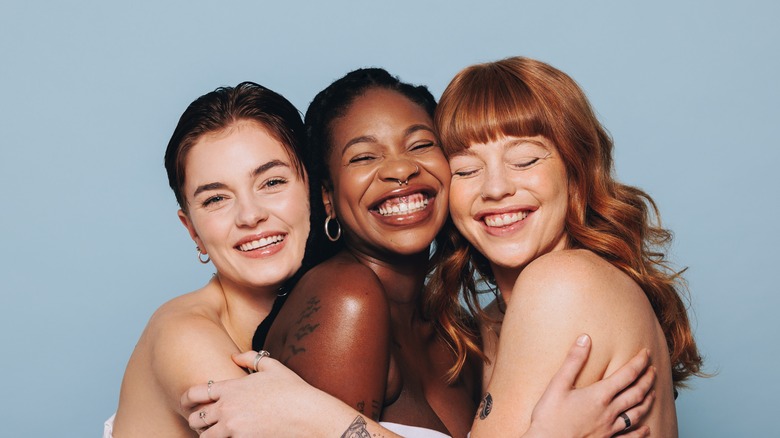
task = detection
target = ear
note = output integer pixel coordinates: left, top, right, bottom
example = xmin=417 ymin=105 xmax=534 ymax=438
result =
xmin=321 ymin=184 xmax=335 ymax=218
xmin=178 ymin=209 xmax=205 ymax=253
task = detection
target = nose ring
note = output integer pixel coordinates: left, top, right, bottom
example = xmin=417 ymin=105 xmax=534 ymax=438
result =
xmin=396 ymin=165 xmax=420 ymax=186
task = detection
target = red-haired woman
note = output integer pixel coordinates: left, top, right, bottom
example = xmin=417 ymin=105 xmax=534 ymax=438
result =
xmin=431 ymin=56 xmax=702 ymax=437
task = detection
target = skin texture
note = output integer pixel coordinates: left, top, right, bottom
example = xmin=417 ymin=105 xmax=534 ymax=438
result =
xmin=264 ymin=88 xmax=479 ymax=437
xmin=112 ymin=120 xmax=310 ymax=437
xmin=450 ymin=135 xmax=677 ymax=437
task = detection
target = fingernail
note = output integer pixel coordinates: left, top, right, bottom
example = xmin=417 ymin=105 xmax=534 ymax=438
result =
xmin=577 ymin=334 xmax=590 ymax=346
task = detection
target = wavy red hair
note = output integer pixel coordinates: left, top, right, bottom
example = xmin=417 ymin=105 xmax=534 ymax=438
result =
xmin=428 ymin=56 xmax=703 ymax=387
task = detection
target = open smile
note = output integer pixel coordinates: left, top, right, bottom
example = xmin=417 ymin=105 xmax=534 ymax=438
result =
xmin=375 ymin=193 xmax=430 ymax=217
xmin=237 ymin=234 xmax=286 ymax=252
xmin=483 ymin=211 xmax=529 ymax=227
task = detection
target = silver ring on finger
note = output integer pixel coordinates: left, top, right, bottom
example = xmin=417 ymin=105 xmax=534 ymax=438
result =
xmin=207 ymin=380 xmax=215 ymax=401
xmin=251 ymin=350 xmax=270 ymax=373
xmin=199 ymin=410 xmax=210 ymax=428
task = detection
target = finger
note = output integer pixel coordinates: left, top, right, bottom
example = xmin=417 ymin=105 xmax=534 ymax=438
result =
xmin=600 ymin=349 xmax=650 ymax=396
xmin=546 ymin=334 xmax=592 ymax=392
xmin=609 ymin=366 xmax=656 ymax=415
xmin=618 ymin=425 xmax=650 ymax=438
xmin=181 ymin=383 xmax=215 ymax=410
xmin=610 ymin=390 xmax=655 ymax=436
xmin=231 ymin=350 xmax=259 ymax=369
xmin=199 ymin=420 xmax=228 ymax=438
xmin=188 ymin=405 xmax=217 ymax=433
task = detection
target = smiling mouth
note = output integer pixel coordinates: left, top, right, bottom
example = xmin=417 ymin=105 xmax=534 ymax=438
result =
xmin=237 ymin=234 xmax=285 ymax=251
xmin=483 ymin=211 xmax=530 ymax=227
xmin=375 ymin=193 xmax=430 ymax=217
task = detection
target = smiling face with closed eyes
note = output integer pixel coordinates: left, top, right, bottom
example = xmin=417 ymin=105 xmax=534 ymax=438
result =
xmin=447 ymin=134 xmax=569 ymax=287
xmin=323 ymin=88 xmax=451 ymax=260
xmin=178 ymin=119 xmax=310 ymax=292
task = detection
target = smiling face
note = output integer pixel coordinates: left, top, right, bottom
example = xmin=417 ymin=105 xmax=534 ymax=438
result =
xmin=324 ymin=88 xmax=450 ymax=258
xmin=448 ymin=135 xmax=569 ymax=287
xmin=178 ymin=119 xmax=310 ymax=292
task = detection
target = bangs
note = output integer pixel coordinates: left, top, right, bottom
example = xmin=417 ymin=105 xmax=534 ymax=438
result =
xmin=436 ymin=63 xmax=555 ymax=156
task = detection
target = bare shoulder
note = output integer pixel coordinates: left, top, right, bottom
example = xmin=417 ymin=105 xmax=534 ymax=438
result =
xmin=508 ymin=249 xmax=660 ymax=366
xmin=118 ymin=282 xmax=244 ymax=419
xmin=515 ymin=249 xmax=642 ymax=306
xmin=150 ymin=287 xmax=242 ymax=373
xmin=143 ymin=286 xmax=223 ymax=349
xmin=286 ymin=253 xmax=389 ymax=315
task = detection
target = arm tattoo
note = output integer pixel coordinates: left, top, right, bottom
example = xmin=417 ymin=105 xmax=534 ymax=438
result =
xmin=284 ymin=296 xmax=323 ymax=360
xmin=477 ymin=392 xmax=493 ymax=420
xmin=295 ymin=296 xmax=322 ymax=324
xmin=293 ymin=322 xmax=320 ymax=341
xmin=341 ymin=416 xmax=371 ymax=438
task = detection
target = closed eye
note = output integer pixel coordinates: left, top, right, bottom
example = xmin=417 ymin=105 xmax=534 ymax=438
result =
xmin=453 ymin=168 xmax=480 ymax=177
xmin=512 ymin=158 xmax=540 ymax=169
xmin=410 ymin=141 xmax=436 ymax=152
xmin=348 ymin=154 xmax=377 ymax=164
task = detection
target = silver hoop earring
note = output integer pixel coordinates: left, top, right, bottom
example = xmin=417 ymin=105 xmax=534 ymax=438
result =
xmin=324 ymin=215 xmax=341 ymax=242
xmin=196 ymin=246 xmax=210 ymax=264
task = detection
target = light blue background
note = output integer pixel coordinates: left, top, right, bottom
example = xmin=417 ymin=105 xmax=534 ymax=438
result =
xmin=1 ymin=1 xmax=777 ymax=436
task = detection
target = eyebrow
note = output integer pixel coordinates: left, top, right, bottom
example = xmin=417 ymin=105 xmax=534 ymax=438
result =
xmin=340 ymin=124 xmax=435 ymax=157
xmin=192 ymin=159 xmax=290 ymax=197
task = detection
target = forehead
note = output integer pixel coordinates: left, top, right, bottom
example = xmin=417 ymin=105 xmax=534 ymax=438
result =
xmin=186 ymin=121 xmax=292 ymax=176
xmin=331 ymin=88 xmax=433 ymax=138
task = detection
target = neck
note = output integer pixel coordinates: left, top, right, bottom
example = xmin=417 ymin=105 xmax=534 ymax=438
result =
xmin=345 ymin=247 xmax=430 ymax=323
xmin=210 ymin=273 xmax=279 ymax=351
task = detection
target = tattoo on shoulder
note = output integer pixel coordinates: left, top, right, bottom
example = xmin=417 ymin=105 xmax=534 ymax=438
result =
xmin=477 ymin=392 xmax=493 ymax=420
xmin=341 ymin=416 xmax=372 ymax=438
xmin=295 ymin=296 xmax=322 ymax=324
xmin=282 ymin=296 xmax=323 ymax=362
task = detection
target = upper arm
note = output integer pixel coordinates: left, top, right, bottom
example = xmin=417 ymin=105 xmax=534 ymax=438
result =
xmin=276 ymin=263 xmax=391 ymax=420
xmin=149 ymin=306 xmax=249 ymax=415
xmin=473 ymin=251 xmax=646 ymax=435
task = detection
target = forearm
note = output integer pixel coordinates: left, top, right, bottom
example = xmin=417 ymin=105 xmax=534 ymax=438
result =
xmin=296 ymin=388 xmax=401 ymax=438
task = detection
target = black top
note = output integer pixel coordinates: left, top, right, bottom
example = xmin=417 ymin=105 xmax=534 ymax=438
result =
xmin=251 ymin=294 xmax=289 ymax=351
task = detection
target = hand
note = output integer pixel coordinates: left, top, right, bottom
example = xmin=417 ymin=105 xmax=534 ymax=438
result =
xmin=181 ymin=351 xmax=355 ymax=437
xmin=525 ymin=335 xmax=655 ymax=438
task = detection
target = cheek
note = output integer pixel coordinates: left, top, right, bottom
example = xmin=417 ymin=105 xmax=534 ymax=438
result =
xmin=448 ymin=182 xmax=474 ymax=225
xmin=426 ymin=154 xmax=452 ymax=185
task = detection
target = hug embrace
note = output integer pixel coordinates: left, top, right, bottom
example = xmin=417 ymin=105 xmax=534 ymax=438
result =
xmin=109 ymin=56 xmax=702 ymax=437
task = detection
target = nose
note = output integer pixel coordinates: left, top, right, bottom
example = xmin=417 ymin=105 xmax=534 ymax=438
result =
xmin=235 ymin=195 xmax=269 ymax=228
xmin=480 ymin=164 xmax=515 ymax=200
xmin=378 ymin=158 xmax=420 ymax=186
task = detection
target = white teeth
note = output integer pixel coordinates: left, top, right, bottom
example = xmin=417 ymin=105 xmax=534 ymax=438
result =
xmin=238 ymin=235 xmax=284 ymax=251
xmin=483 ymin=211 xmax=529 ymax=227
xmin=377 ymin=194 xmax=429 ymax=217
